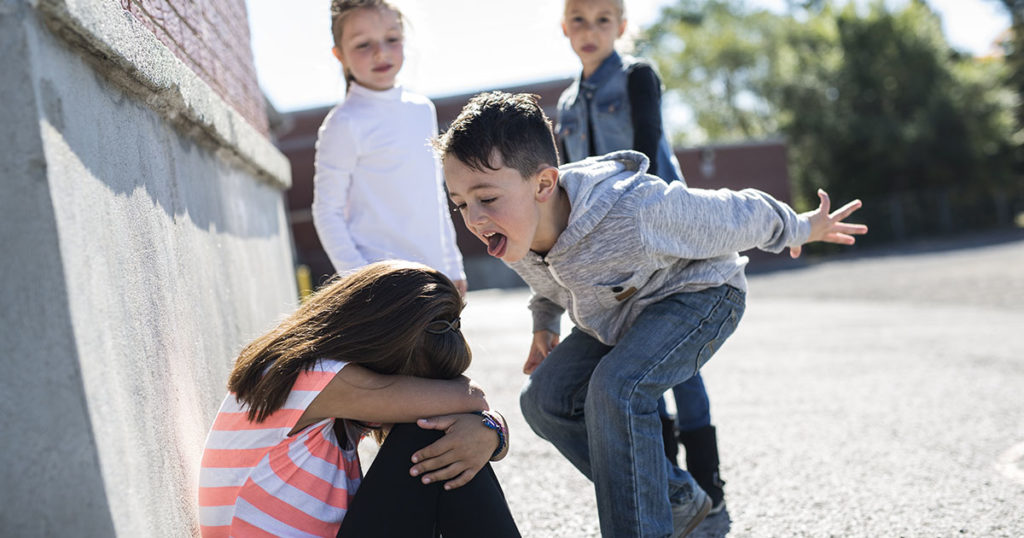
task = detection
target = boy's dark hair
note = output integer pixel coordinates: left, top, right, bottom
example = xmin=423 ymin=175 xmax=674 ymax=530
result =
xmin=435 ymin=92 xmax=560 ymax=179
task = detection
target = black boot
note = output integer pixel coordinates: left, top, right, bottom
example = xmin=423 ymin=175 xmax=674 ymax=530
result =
xmin=678 ymin=425 xmax=726 ymax=514
xmin=661 ymin=416 xmax=679 ymax=466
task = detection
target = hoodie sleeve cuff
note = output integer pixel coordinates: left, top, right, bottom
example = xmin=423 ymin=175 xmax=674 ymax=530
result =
xmin=532 ymin=316 xmax=561 ymax=335
xmin=793 ymin=215 xmax=813 ymax=247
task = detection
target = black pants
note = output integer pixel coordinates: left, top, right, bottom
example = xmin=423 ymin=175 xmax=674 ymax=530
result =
xmin=337 ymin=423 xmax=521 ymax=537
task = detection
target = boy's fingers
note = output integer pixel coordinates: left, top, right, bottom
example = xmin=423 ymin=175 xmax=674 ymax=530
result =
xmin=835 ymin=222 xmax=868 ymax=235
xmin=789 ymin=245 xmax=803 ymax=259
xmin=523 ymin=352 xmax=543 ymax=374
xmin=817 ymin=189 xmax=831 ymax=213
xmin=829 ymin=199 xmax=862 ymax=221
xmin=824 ymin=233 xmax=857 ymax=245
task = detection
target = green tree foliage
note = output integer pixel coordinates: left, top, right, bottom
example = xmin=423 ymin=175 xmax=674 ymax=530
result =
xmin=992 ymin=0 xmax=1024 ymax=166
xmin=640 ymin=0 xmax=1017 ymax=221
xmin=638 ymin=0 xmax=787 ymax=143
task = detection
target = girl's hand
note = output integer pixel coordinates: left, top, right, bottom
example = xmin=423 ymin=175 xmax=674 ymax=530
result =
xmin=524 ymin=330 xmax=559 ymax=375
xmin=790 ymin=189 xmax=868 ymax=258
xmin=409 ymin=413 xmax=498 ymax=490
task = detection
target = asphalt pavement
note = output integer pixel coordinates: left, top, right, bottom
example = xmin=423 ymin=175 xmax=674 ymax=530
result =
xmin=455 ymin=230 xmax=1024 ymax=538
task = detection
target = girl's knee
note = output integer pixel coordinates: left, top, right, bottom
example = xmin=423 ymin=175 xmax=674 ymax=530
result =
xmin=383 ymin=423 xmax=444 ymax=451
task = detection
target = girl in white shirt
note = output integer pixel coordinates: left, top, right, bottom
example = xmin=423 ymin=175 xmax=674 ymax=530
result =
xmin=313 ymin=0 xmax=467 ymax=294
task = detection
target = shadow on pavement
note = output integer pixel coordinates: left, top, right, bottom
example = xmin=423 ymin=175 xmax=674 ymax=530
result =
xmin=692 ymin=509 xmax=732 ymax=537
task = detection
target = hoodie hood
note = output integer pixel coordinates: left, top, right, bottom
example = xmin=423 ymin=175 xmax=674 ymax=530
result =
xmin=551 ymin=150 xmax=650 ymax=256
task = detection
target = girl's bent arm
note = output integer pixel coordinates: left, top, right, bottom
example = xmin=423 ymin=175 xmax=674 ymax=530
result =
xmin=300 ymin=364 xmax=488 ymax=427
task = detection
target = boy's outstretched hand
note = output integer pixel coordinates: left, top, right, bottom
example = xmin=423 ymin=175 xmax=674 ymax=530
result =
xmin=790 ymin=189 xmax=868 ymax=259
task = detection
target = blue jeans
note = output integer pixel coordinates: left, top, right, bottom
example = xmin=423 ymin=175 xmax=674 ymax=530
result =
xmin=674 ymin=374 xmax=712 ymax=431
xmin=658 ymin=374 xmax=712 ymax=432
xmin=520 ymin=285 xmax=745 ymax=537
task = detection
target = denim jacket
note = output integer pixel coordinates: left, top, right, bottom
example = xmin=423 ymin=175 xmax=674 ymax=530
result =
xmin=556 ymin=51 xmax=684 ymax=183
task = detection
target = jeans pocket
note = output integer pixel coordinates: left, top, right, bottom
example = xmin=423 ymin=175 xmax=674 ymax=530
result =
xmin=692 ymin=296 xmax=742 ymax=373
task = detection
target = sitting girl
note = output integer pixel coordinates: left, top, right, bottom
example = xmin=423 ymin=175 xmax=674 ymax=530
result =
xmin=198 ymin=261 xmax=520 ymax=537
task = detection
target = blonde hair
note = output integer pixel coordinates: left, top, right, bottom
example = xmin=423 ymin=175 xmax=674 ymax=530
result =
xmin=329 ymin=0 xmax=405 ymax=90
xmin=564 ymin=0 xmax=626 ymax=18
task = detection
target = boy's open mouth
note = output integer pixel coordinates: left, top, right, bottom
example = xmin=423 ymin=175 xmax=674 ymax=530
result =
xmin=484 ymin=232 xmax=507 ymax=258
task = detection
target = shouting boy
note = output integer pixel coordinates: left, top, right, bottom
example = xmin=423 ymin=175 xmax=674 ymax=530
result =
xmin=436 ymin=91 xmax=866 ymax=537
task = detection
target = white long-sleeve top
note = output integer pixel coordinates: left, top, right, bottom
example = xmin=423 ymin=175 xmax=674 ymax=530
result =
xmin=312 ymin=83 xmax=465 ymax=281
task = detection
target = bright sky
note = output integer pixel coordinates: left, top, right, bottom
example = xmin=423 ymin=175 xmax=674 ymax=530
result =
xmin=246 ymin=0 xmax=1010 ymax=113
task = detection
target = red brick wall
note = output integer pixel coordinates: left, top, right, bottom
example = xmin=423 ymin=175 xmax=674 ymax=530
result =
xmin=120 ymin=0 xmax=269 ymax=135
xmin=676 ymin=142 xmax=791 ymax=201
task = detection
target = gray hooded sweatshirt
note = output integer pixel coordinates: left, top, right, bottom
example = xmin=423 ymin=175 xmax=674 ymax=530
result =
xmin=508 ymin=150 xmax=811 ymax=346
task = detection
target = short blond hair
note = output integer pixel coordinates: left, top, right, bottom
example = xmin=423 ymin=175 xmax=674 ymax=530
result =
xmin=564 ymin=0 xmax=625 ymax=18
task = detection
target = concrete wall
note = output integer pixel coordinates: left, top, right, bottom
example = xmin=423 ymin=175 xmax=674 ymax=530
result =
xmin=0 ymin=1 xmax=295 ymax=536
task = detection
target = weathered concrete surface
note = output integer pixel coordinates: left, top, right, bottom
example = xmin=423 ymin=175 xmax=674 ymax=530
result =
xmin=458 ymin=230 xmax=1024 ymax=537
xmin=0 ymin=2 xmax=295 ymax=536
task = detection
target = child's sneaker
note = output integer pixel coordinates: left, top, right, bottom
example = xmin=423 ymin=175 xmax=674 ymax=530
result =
xmin=706 ymin=472 xmax=726 ymax=515
xmin=671 ymin=486 xmax=711 ymax=537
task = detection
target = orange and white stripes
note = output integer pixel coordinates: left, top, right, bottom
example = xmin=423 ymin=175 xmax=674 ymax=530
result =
xmin=198 ymin=360 xmax=362 ymax=537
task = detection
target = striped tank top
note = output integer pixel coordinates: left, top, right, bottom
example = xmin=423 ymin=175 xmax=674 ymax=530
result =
xmin=198 ymin=359 xmax=363 ymax=537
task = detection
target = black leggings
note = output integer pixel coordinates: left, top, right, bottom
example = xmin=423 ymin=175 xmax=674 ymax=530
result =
xmin=337 ymin=423 xmax=521 ymax=538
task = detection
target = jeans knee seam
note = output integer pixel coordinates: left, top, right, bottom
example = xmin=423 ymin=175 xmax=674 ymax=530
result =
xmin=619 ymin=375 xmax=652 ymax=536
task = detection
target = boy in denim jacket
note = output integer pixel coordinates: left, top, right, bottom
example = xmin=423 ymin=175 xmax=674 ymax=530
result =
xmin=557 ymin=0 xmax=728 ymax=510
xmin=437 ymin=92 xmax=866 ymax=537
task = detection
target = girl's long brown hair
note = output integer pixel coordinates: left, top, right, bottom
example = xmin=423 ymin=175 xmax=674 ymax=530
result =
xmin=229 ymin=260 xmax=470 ymax=422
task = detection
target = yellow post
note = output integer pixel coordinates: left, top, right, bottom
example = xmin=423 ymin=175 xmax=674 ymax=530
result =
xmin=296 ymin=264 xmax=313 ymax=302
